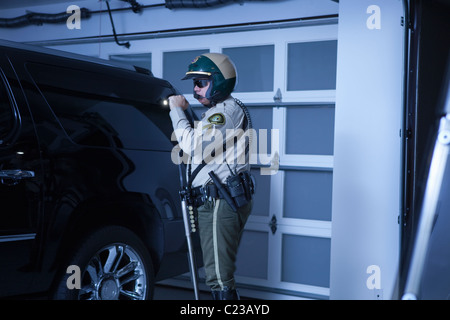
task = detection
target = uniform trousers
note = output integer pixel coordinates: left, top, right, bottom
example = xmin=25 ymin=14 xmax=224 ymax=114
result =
xmin=197 ymin=198 xmax=253 ymax=291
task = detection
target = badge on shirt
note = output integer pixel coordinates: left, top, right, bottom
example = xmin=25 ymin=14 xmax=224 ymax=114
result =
xmin=207 ymin=113 xmax=226 ymax=126
xmin=208 ymin=113 xmax=225 ymax=125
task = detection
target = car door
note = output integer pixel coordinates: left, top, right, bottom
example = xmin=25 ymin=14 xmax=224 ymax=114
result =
xmin=0 ymin=56 xmax=43 ymax=297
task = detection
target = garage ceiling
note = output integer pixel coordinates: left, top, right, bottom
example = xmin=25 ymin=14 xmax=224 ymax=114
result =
xmin=0 ymin=0 xmax=340 ymax=10
xmin=0 ymin=0 xmax=83 ymax=10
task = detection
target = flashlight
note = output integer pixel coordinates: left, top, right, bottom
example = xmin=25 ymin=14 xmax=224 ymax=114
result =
xmin=161 ymin=95 xmax=173 ymax=107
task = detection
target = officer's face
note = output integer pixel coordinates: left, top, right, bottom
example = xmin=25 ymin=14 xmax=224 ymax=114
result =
xmin=194 ymin=79 xmax=211 ymax=106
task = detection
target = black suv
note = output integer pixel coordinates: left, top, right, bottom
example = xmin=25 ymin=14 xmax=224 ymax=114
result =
xmin=0 ymin=40 xmax=196 ymax=300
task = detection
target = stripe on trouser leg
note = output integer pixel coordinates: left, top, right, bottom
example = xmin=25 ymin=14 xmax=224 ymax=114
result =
xmin=212 ymin=199 xmax=224 ymax=290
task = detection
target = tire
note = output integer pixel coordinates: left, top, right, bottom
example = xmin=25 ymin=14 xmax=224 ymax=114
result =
xmin=52 ymin=226 xmax=154 ymax=300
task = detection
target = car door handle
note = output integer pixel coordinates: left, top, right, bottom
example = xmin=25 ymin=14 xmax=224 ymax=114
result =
xmin=0 ymin=169 xmax=35 ymax=180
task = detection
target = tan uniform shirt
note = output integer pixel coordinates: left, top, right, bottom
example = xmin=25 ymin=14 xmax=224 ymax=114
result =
xmin=170 ymin=96 xmax=250 ymax=188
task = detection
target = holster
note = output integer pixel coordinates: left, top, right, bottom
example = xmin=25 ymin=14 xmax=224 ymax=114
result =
xmin=189 ymin=171 xmax=255 ymax=211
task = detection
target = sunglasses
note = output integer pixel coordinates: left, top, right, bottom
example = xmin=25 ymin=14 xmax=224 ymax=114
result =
xmin=193 ymin=79 xmax=210 ymax=88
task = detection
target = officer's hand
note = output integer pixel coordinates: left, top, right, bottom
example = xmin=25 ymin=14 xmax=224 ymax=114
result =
xmin=168 ymin=95 xmax=189 ymax=111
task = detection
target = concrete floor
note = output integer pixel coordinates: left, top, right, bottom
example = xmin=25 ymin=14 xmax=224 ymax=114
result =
xmin=14 ymin=276 xmax=253 ymax=300
xmin=12 ymin=282 xmax=232 ymax=300
xmin=154 ymin=284 xmax=213 ymax=300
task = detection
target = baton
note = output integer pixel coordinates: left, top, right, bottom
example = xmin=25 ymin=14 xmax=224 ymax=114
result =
xmin=178 ymin=162 xmax=200 ymax=300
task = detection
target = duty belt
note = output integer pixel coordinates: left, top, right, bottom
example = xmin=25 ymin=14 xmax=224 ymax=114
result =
xmin=191 ymin=183 xmax=223 ymax=207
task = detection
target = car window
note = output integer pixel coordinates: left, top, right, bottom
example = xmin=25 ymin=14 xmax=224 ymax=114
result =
xmin=0 ymin=73 xmax=16 ymax=144
xmin=26 ymin=62 xmax=175 ymax=151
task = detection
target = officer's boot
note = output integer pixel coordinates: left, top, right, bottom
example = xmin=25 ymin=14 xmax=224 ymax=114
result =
xmin=222 ymin=287 xmax=240 ymax=300
xmin=211 ymin=287 xmax=240 ymax=300
xmin=211 ymin=290 xmax=222 ymax=300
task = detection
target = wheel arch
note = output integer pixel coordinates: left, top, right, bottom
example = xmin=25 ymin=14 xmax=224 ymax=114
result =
xmin=53 ymin=192 xmax=165 ymax=280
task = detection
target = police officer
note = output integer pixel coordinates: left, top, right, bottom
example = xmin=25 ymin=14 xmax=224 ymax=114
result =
xmin=168 ymin=53 xmax=253 ymax=300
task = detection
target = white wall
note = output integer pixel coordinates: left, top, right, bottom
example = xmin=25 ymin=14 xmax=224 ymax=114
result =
xmin=330 ymin=0 xmax=405 ymax=300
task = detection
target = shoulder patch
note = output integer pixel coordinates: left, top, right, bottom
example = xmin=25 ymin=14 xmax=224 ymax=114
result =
xmin=207 ymin=113 xmax=226 ymax=125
